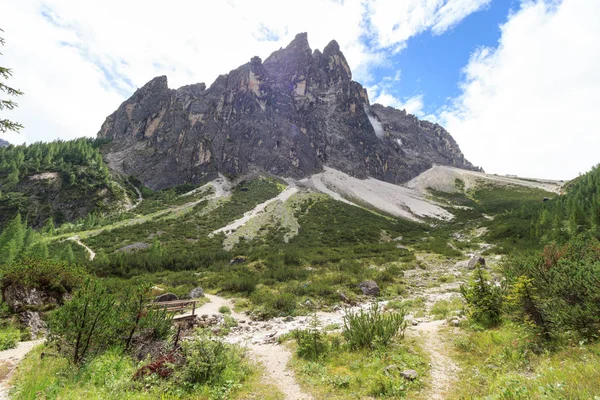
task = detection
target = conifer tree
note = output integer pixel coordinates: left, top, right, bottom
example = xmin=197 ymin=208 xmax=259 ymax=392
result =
xmin=0 ymin=28 xmax=23 ymax=134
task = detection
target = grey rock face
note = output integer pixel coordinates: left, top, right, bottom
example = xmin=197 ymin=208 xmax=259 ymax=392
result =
xmin=19 ymin=311 xmax=47 ymax=338
xmin=2 ymin=284 xmax=63 ymax=312
xmin=358 ymin=280 xmax=380 ymax=296
xmin=98 ymin=33 xmax=477 ymax=190
xmin=467 ymin=256 xmax=486 ymax=269
xmin=154 ymin=293 xmax=178 ymax=302
xmin=189 ymin=287 xmax=204 ymax=298
xmin=0 ymin=138 xmax=9 ymax=147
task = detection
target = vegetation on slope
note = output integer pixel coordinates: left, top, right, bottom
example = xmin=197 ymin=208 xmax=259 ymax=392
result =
xmin=1 ymin=141 xmax=599 ymax=399
xmin=453 ymin=165 xmax=600 ymax=398
xmin=0 ymin=138 xmax=128 ymax=229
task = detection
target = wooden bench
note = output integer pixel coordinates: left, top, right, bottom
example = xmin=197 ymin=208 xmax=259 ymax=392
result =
xmin=149 ymin=299 xmax=200 ymax=317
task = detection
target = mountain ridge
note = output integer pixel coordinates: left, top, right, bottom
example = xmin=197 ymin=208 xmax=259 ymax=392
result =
xmin=98 ymin=32 xmax=478 ymax=190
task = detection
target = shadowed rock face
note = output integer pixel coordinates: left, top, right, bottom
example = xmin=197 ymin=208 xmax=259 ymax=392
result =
xmin=0 ymin=138 xmax=9 ymax=147
xmin=98 ymin=33 xmax=477 ymax=190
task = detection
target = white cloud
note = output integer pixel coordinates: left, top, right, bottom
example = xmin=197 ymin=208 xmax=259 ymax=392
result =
xmin=364 ymin=0 xmax=491 ymax=48
xmin=0 ymin=0 xmax=487 ymax=145
xmin=440 ymin=0 xmax=600 ymax=180
xmin=432 ymin=0 xmax=492 ymax=34
xmin=373 ymin=91 xmax=425 ymax=116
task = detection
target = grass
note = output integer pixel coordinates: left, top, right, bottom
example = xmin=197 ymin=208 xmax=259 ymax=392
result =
xmin=11 ymin=343 xmax=281 ymax=400
xmin=430 ymin=297 xmax=464 ymax=320
xmin=290 ymin=335 xmax=427 ymax=399
xmin=388 ymin=297 xmax=426 ymax=316
xmin=450 ymin=322 xmax=600 ymax=399
xmin=0 ymin=326 xmax=22 ymax=351
xmin=218 ymin=306 xmax=231 ymax=314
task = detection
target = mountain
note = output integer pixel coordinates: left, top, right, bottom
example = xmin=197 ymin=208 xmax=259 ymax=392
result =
xmin=0 ymin=138 xmax=9 ymax=148
xmin=98 ymin=33 xmax=477 ymax=190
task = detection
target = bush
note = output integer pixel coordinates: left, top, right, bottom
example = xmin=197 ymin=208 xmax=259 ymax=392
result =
xmin=49 ymin=279 xmax=172 ymax=364
xmin=343 ymin=303 xmax=406 ymax=349
xmin=461 ymin=266 xmax=504 ymax=327
xmin=505 ymin=237 xmax=600 ymax=340
xmin=180 ymin=331 xmax=250 ymax=387
xmin=0 ymin=326 xmax=20 ymax=350
xmin=218 ymin=306 xmax=231 ymax=314
xmin=0 ymin=258 xmax=85 ymax=293
xmin=293 ymin=315 xmax=329 ymax=361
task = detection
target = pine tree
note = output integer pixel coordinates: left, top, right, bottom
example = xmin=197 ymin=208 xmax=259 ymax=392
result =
xmin=0 ymin=28 xmax=23 ymax=134
xmin=0 ymin=213 xmax=25 ymax=264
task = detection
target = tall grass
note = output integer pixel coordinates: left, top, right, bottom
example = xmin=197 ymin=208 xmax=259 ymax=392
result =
xmin=343 ymin=303 xmax=406 ymax=349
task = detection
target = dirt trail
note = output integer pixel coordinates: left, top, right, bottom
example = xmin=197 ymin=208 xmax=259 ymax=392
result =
xmin=0 ymin=340 xmax=44 ymax=400
xmin=66 ymin=236 xmax=96 ymax=260
xmin=250 ymin=343 xmax=312 ymax=400
xmin=193 ymin=295 xmax=312 ymax=400
xmin=51 ymin=176 xmax=230 ymax=245
xmin=411 ymin=321 xmax=459 ymax=400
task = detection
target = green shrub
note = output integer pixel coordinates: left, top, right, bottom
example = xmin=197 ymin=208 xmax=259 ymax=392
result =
xmin=505 ymin=237 xmax=600 ymax=340
xmin=49 ymin=279 xmax=172 ymax=364
xmin=218 ymin=306 xmax=231 ymax=314
xmin=343 ymin=303 xmax=406 ymax=349
xmin=0 ymin=258 xmax=85 ymax=294
xmin=180 ymin=331 xmax=250 ymax=387
xmin=293 ymin=315 xmax=329 ymax=361
xmin=0 ymin=326 xmax=20 ymax=350
xmin=461 ymin=266 xmax=503 ymax=327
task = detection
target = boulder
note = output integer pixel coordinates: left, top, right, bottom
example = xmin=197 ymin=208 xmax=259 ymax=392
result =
xmin=467 ymin=256 xmax=486 ymax=270
xmin=358 ymin=280 xmax=380 ymax=296
xmin=229 ymin=256 xmax=247 ymax=265
xmin=3 ymin=284 xmax=63 ymax=312
xmin=19 ymin=311 xmax=47 ymax=338
xmin=154 ymin=293 xmax=178 ymax=302
xmin=189 ymin=287 xmax=204 ymax=298
xmin=401 ymin=369 xmax=419 ymax=381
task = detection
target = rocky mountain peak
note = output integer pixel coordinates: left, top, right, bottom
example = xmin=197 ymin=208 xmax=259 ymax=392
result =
xmin=0 ymin=138 xmax=10 ymax=148
xmin=98 ymin=34 xmax=477 ymax=190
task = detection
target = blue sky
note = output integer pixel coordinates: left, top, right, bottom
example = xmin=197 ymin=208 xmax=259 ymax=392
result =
xmin=1 ymin=0 xmax=600 ymax=180
xmin=375 ymin=0 xmax=513 ymax=115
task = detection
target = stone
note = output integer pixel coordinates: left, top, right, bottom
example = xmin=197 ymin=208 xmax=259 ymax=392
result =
xmin=189 ymin=287 xmax=204 ymax=298
xmin=401 ymin=370 xmax=419 ymax=381
xmin=97 ymin=33 xmax=479 ymax=192
xmin=19 ymin=311 xmax=47 ymax=338
xmin=284 ymin=316 xmax=294 ymax=322
xmin=154 ymin=293 xmax=178 ymax=302
xmin=467 ymin=256 xmax=486 ymax=269
xmin=338 ymin=291 xmax=351 ymax=304
xmin=229 ymin=256 xmax=247 ymax=265
xmin=358 ymin=280 xmax=380 ymax=296
xmin=3 ymin=284 xmax=63 ymax=312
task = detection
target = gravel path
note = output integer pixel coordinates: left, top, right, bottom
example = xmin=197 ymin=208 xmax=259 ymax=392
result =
xmin=67 ymin=236 xmax=96 ymax=260
xmin=0 ymin=340 xmax=44 ymax=400
xmin=410 ymin=321 xmax=460 ymax=400
xmin=193 ymin=295 xmax=313 ymax=400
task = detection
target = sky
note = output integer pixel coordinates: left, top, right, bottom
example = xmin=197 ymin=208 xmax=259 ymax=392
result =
xmin=0 ymin=0 xmax=599 ymax=180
